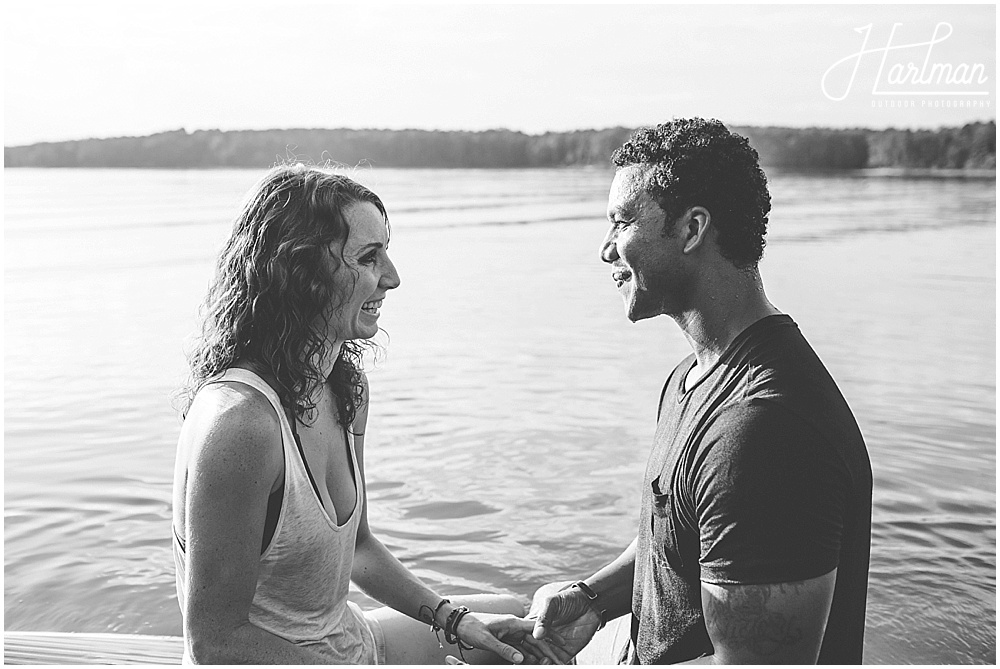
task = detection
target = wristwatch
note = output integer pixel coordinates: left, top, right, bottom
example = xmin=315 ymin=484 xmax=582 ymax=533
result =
xmin=569 ymin=581 xmax=607 ymax=630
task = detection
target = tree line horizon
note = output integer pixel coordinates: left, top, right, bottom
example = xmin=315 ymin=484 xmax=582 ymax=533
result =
xmin=4 ymin=122 xmax=995 ymax=170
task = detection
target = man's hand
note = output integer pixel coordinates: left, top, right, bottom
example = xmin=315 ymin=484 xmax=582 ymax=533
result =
xmin=524 ymin=582 xmax=602 ymax=662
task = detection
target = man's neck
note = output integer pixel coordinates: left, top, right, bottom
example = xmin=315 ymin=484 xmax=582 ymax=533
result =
xmin=674 ymin=268 xmax=780 ymax=390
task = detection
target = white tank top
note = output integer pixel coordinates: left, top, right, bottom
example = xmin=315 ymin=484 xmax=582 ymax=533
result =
xmin=173 ymin=368 xmax=378 ymax=663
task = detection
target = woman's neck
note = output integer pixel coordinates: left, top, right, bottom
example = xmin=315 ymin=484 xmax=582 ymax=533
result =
xmin=233 ymin=338 xmax=344 ymax=408
xmin=315 ymin=340 xmax=344 ymax=382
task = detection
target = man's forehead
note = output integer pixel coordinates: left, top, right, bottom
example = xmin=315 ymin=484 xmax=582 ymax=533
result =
xmin=608 ymin=165 xmax=653 ymax=213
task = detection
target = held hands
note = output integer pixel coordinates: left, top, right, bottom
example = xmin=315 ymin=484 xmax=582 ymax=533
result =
xmin=522 ymin=582 xmax=602 ymax=663
xmin=451 ymin=612 xmax=539 ymax=664
xmin=449 ymin=610 xmax=574 ymax=665
xmin=432 ymin=584 xmax=600 ymax=666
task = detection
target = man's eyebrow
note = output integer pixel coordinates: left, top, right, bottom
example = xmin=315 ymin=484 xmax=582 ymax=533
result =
xmin=608 ymin=205 xmax=632 ymax=220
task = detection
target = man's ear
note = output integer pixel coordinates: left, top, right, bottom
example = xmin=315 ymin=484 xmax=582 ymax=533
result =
xmin=680 ymin=206 xmax=711 ymax=254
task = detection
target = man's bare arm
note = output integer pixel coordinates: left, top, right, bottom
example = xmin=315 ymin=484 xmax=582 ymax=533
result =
xmin=680 ymin=569 xmax=837 ymax=664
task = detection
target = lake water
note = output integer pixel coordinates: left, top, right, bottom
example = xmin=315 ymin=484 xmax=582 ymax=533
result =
xmin=4 ymin=167 xmax=995 ymax=664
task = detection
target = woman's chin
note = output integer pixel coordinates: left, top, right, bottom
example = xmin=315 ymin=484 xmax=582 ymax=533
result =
xmin=334 ymin=308 xmax=382 ymax=342
xmin=353 ymin=319 xmax=380 ymax=340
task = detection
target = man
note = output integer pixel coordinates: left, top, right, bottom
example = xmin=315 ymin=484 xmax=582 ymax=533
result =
xmin=529 ymin=119 xmax=872 ymax=664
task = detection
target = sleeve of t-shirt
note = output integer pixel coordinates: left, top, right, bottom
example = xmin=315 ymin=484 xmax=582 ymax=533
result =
xmin=694 ymin=399 xmax=847 ymax=585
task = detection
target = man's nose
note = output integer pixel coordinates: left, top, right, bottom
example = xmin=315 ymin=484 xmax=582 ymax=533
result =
xmin=599 ymin=229 xmax=619 ymax=264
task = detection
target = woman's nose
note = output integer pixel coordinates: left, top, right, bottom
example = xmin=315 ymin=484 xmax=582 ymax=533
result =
xmin=382 ymin=256 xmax=401 ymax=290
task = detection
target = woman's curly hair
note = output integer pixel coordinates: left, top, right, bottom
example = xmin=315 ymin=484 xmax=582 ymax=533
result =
xmin=612 ymin=118 xmax=771 ymax=269
xmin=182 ymin=163 xmax=388 ymax=428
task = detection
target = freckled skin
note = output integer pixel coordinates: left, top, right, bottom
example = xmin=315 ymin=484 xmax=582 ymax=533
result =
xmin=325 ymin=202 xmax=400 ymax=343
xmin=174 ymin=192 xmax=539 ymax=664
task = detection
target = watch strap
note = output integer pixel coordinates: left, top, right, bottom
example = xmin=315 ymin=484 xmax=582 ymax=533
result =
xmin=570 ymin=581 xmax=606 ymax=629
xmin=573 ymin=581 xmax=599 ymax=600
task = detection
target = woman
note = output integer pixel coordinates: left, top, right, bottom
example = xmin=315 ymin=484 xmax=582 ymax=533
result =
xmin=171 ymin=164 xmax=555 ymax=664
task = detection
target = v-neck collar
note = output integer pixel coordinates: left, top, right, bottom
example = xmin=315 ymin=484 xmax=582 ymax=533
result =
xmin=678 ymin=314 xmax=792 ymax=401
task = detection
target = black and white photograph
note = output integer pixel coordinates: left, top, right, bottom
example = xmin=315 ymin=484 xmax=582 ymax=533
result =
xmin=4 ymin=2 xmax=995 ymax=665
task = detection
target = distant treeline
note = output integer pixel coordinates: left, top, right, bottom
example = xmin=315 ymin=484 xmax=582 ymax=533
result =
xmin=4 ymin=122 xmax=995 ymax=170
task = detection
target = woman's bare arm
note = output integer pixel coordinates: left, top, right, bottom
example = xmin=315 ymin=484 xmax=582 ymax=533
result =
xmin=179 ymin=384 xmax=331 ymax=664
xmin=348 ymin=375 xmax=531 ymax=664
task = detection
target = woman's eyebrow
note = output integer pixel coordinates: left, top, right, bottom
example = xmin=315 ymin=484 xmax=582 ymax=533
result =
xmin=352 ymin=241 xmax=384 ymax=255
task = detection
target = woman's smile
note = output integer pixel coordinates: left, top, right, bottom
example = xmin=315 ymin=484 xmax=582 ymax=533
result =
xmin=327 ymin=201 xmax=400 ymax=341
xmin=361 ymin=299 xmax=383 ymax=317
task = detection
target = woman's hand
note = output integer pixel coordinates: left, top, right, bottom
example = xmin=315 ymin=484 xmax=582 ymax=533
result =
xmin=456 ymin=612 xmax=572 ymax=665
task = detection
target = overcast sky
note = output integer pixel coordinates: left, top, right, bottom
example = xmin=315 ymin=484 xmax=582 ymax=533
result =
xmin=4 ymin=2 xmax=995 ymax=146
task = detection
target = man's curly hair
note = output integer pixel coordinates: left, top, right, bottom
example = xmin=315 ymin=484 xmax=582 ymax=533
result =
xmin=183 ymin=163 xmax=387 ymax=428
xmin=612 ymin=118 xmax=771 ymax=269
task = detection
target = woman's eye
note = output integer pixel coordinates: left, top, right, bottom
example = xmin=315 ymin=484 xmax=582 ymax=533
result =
xmin=360 ymin=252 xmax=377 ymax=265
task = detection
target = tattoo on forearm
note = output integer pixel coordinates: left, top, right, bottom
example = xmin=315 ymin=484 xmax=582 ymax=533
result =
xmin=703 ymin=584 xmax=804 ymax=657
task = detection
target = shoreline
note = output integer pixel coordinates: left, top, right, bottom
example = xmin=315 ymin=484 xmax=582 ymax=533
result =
xmin=5 ymin=123 xmax=995 ymax=171
xmin=3 ymin=165 xmax=996 ymax=180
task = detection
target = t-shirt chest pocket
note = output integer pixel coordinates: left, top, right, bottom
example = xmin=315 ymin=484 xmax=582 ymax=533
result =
xmin=650 ymin=477 xmax=687 ymax=571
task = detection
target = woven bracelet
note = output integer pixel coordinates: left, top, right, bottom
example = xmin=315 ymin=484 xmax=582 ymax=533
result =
xmin=444 ymin=605 xmax=471 ymax=645
xmin=452 ymin=608 xmax=475 ymax=650
xmin=434 ymin=598 xmax=451 ymax=619
xmin=422 ymin=598 xmax=450 ymax=627
xmin=448 ymin=606 xmax=475 ymax=662
xmin=421 ymin=598 xmax=451 ymax=648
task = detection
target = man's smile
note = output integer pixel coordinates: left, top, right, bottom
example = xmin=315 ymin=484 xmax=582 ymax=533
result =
xmin=613 ymin=269 xmax=632 ymax=288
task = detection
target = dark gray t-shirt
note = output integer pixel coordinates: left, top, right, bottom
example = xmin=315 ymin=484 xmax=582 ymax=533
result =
xmin=631 ymin=315 xmax=872 ymax=664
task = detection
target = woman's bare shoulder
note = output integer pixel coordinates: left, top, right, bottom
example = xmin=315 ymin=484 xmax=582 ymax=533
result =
xmin=180 ymin=381 xmax=284 ymax=476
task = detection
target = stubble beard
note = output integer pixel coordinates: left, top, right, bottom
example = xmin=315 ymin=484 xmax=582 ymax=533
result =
xmin=625 ymin=269 xmax=689 ymax=323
